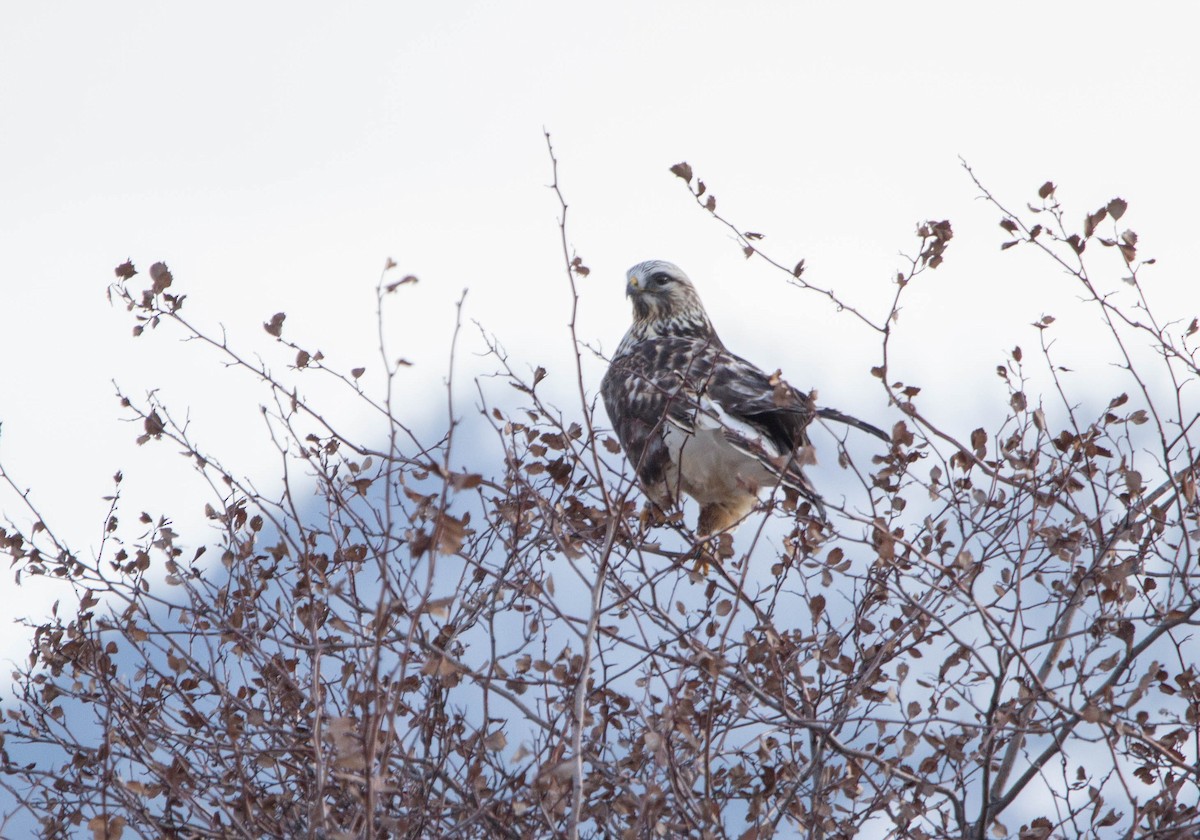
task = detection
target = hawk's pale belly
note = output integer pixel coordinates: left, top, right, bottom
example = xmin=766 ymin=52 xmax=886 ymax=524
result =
xmin=662 ymin=424 xmax=772 ymax=506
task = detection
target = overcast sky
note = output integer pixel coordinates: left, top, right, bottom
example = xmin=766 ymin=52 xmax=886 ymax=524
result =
xmin=2 ymin=1 xmax=1197 ymax=701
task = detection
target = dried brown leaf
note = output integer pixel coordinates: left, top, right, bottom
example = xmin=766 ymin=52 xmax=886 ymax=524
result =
xmin=149 ymin=262 xmax=173 ymax=294
xmin=669 ymin=162 xmax=693 ymax=183
xmin=264 ymin=312 xmax=286 ymax=338
xmin=1083 ymin=207 xmax=1107 ymax=238
xmin=809 ymin=593 xmax=825 ymax=625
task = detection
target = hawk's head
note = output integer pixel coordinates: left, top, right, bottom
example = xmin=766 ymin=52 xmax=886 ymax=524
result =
xmin=625 ymin=260 xmax=709 ymax=325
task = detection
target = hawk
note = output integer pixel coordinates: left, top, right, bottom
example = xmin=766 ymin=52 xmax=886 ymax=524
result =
xmin=601 ymin=260 xmax=888 ymax=534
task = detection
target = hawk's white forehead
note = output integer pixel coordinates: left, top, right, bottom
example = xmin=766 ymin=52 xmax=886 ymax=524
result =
xmin=627 ymin=260 xmax=689 ymax=282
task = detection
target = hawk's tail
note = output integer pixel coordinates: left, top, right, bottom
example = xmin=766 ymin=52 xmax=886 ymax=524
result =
xmin=816 ymin=407 xmax=890 ymax=443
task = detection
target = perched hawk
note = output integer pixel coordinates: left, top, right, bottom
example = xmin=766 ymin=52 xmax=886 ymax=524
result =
xmin=601 ymin=260 xmax=887 ymax=534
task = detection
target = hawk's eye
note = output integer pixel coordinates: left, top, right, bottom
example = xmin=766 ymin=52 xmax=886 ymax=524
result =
xmin=648 ymin=272 xmax=672 ymax=287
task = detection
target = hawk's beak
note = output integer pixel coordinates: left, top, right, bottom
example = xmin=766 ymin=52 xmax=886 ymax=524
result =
xmin=625 ymin=275 xmax=640 ymax=298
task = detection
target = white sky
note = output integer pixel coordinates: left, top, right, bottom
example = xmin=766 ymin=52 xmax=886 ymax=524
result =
xmin=2 ymin=1 xmax=1198 ymax=691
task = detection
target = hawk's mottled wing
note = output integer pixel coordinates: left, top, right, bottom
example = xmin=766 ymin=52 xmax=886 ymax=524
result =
xmin=599 ymin=339 xmax=682 ymax=504
xmin=601 ymin=336 xmax=822 ymax=511
xmin=697 ymin=349 xmax=817 ymax=457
